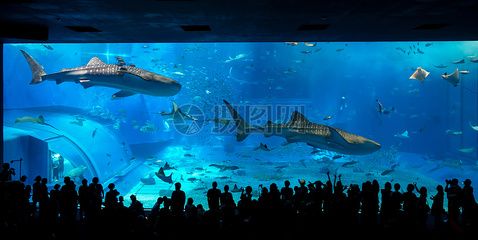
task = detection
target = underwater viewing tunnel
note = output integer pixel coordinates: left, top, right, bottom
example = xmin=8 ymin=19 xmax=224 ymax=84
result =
xmin=3 ymin=107 xmax=134 ymax=188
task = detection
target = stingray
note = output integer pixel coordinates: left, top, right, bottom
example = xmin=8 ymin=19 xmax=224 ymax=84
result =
xmin=155 ymin=167 xmax=173 ymax=184
xmin=409 ymin=67 xmax=430 ymax=82
xmin=394 ymin=130 xmax=409 ymax=139
xmin=470 ymin=122 xmax=478 ymax=131
xmin=441 ymin=68 xmax=460 ymax=87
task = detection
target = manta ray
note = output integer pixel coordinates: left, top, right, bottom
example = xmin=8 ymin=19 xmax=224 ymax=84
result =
xmin=470 ymin=122 xmax=478 ymax=132
xmin=441 ymin=68 xmax=460 ymax=87
xmin=409 ymin=67 xmax=430 ymax=82
xmin=20 ymin=50 xmax=181 ymax=99
xmin=394 ymin=130 xmax=409 ymax=139
xmin=223 ymin=100 xmax=381 ymax=155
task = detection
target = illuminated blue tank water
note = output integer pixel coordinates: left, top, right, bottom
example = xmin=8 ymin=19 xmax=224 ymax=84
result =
xmin=3 ymin=42 xmax=478 ymax=208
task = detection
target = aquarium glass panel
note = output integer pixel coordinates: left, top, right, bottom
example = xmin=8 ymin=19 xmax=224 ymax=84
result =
xmin=3 ymin=42 xmax=478 ymax=207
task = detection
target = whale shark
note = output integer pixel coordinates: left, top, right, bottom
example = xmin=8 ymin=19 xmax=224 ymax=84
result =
xmin=223 ymin=100 xmax=381 ymax=155
xmin=20 ymin=50 xmax=181 ymax=99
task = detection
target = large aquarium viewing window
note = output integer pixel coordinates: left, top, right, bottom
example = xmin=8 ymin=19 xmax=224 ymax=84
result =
xmin=3 ymin=42 xmax=478 ymax=208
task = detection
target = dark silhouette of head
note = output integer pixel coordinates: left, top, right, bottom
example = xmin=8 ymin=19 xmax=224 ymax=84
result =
xmin=175 ymin=182 xmax=181 ymax=190
xmin=92 ymin=177 xmax=99 ymax=184
xmin=284 ymin=180 xmax=290 ymax=187
xmin=394 ymin=183 xmax=401 ymax=191
xmin=436 ymin=185 xmax=444 ymax=193
xmin=82 ymin=178 xmax=88 ymax=185
xmin=224 ymin=185 xmax=229 ymax=192
xmin=464 ymin=179 xmax=472 ymax=186
xmin=212 ymin=181 xmax=218 ymax=189
xmin=451 ymin=178 xmax=459 ymax=185
xmin=407 ymin=184 xmax=414 ymax=192
xmin=419 ymin=187 xmax=427 ymax=196
xmin=384 ymin=182 xmax=392 ymax=191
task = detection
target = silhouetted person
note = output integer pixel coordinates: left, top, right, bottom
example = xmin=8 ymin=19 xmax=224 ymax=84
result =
xmin=414 ymin=184 xmax=429 ymax=229
xmin=118 ymin=195 xmax=126 ymax=208
xmin=49 ymin=184 xmax=61 ymax=225
xmin=129 ymin=194 xmax=145 ymax=217
xmin=391 ymin=183 xmax=403 ymax=220
xmin=184 ymin=197 xmax=197 ymax=223
xmin=402 ymin=183 xmax=418 ymax=225
xmin=220 ymin=185 xmax=235 ymax=209
xmin=0 ymin=163 xmax=15 ymax=182
xmin=78 ymin=178 xmax=89 ymax=220
xmin=347 ymin=184 xmax=361 ymax=222
xmin=171 ymin=182 xmax=186 ymax=216
xmin=88 ymin=177 xmax=104 ymax=218
xmin=60 ymin=176 xmax=78 ymax=223
xmin=295 ymin=179 xmax=309 ymax=214
xmin=104 ymin=183 xmax=119 ymax=209
xmin=207 ymin=181 xmax=221 ymax=213
xmin=38 ymin=178 xmax=49 ymax=220
xmin=431 ymin=185 xmax=445 ymax=228
xmin=281 ymin=180 xmax=294 ymax=205
xmin=32 ymin=175 xmax=42 ymax=209
xmin=150 ymin=196 xmax=164 ymax=220
xmin=269 ymin=183 xmax=281 ymax=209
xmin=238 ymin=186 xmax=253 ymax=221
xmin=462 ymin=179 xmax=476 ymax=226
xmin=445 ymin=178 xmax=462 ymax=224
xmin=381 ymin=182 xmax=393 ymax=224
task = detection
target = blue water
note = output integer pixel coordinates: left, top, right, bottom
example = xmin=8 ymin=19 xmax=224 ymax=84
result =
xmin=3 ymin=42 xmax=478 ymax=208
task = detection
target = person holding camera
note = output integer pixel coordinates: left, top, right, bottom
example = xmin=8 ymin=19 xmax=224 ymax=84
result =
xmin=445 ymin=178 xmax=463 ymax=224
xmin=0 ymin=163 xmax=15 ymax=182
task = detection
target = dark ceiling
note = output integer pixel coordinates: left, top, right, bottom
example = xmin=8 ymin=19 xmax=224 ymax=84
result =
xmin=1 ymin=0 xmax=478 ymax=43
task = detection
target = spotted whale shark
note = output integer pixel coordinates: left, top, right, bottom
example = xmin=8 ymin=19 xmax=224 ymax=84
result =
xmin=20 ymin=50 xmax=181 ymax=99
xmin=223 ymin=100 xmax=381 ymax=155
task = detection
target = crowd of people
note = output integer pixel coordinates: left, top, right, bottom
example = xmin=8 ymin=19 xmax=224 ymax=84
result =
xmin=1 ymin=162 xmax=477 ymax=239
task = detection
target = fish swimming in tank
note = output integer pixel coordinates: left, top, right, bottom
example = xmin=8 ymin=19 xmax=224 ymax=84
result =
xmin=15 ymin=115 xmax=58 ymax=130
xmin=223 ymin=100 xmax=381 ymax=155
xmin=441 ymin=69 xmax=460 ymax=86
xmin=409 ymin=67 xmax=430 ymax=82
xmin=155 ymin=167 xmax=173 ymax=184
xmin=20 ymin=50 xmax=181 ymax=99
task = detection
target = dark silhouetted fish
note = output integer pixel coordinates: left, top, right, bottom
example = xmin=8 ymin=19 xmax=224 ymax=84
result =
xmin=42 ymin=44 xmax=53 ymax=50
xmin=163 ymin=162 xmax=176 ymax=170
xmin=140 ymin=176 xmax=156 ymax=185
xmin=434 ymin=64 xmax=448 ymax=69
xmin=155 ymin=167 xmax=173 ymax=184
xmin=342 ymin=160 xmax=358 ymax=167
xmin=209 ymin=164 xmax=239 ymax=171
